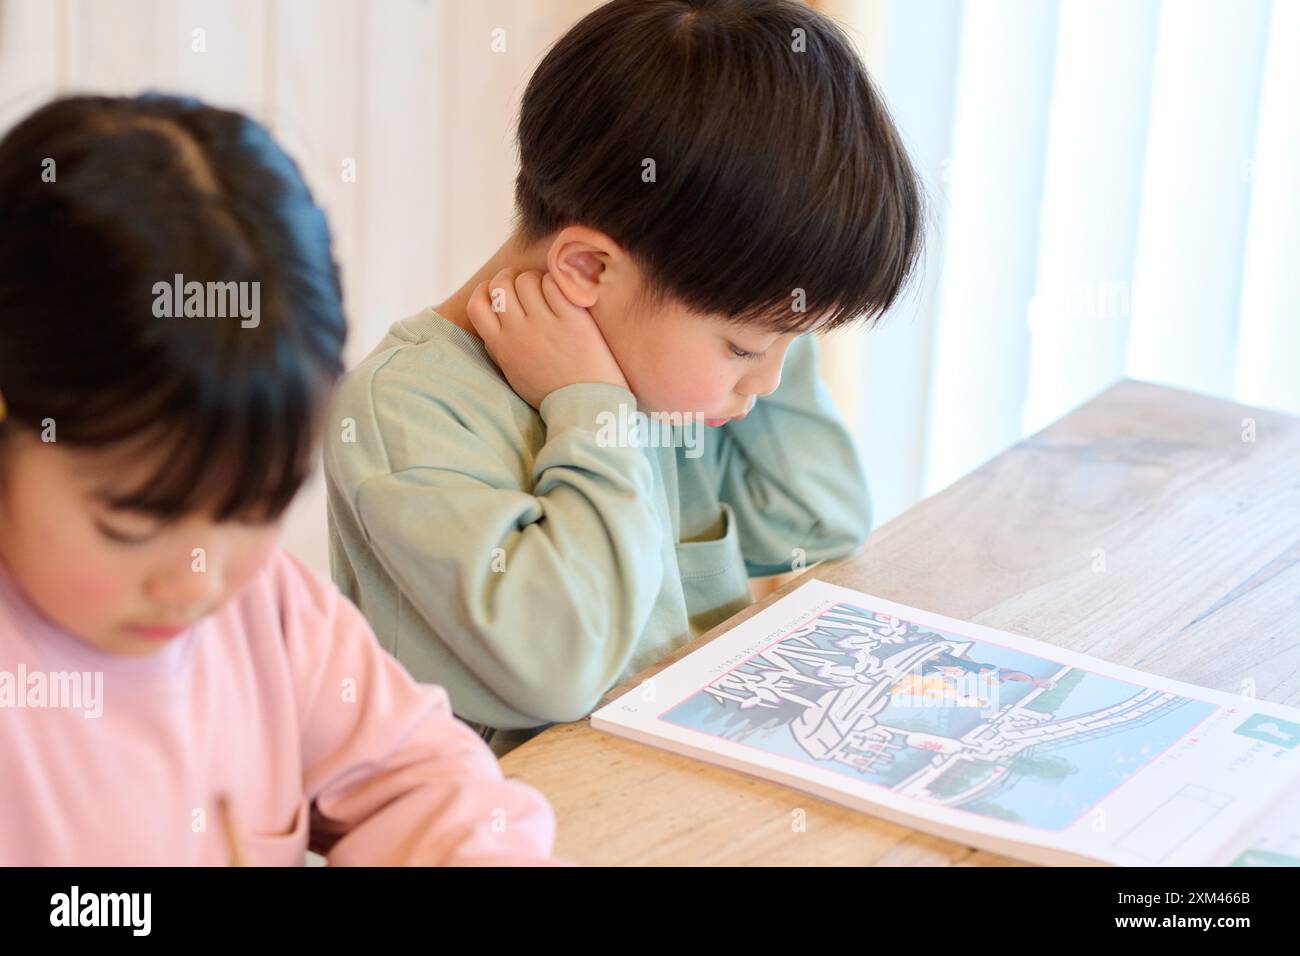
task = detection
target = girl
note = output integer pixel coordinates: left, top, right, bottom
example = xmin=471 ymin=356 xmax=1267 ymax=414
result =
xmin=0 ymin=94 xmax=557 ymax=865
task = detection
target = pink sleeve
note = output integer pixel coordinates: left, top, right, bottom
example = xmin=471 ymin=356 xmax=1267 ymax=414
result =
xmin=276 ymin=552 xmax=565 ymax=866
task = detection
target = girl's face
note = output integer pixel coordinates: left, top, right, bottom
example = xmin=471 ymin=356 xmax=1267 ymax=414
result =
xmin=0 ymin=429 xmax=281 ymax=656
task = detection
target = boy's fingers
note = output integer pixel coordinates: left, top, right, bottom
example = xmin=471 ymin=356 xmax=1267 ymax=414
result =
xmin=540 ymin=271 xmax=589 ymax=320
xmin=465 ymin=281 xmax=501 ymax=338
xmin=514 ymin=270 xmax=549 ymax=319
xmin=488 ymin=267 xmax=523 ymax=322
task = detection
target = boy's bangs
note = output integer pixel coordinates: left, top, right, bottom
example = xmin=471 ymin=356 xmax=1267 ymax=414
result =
xmin=636 ymin=185 xmax=924 ymax=336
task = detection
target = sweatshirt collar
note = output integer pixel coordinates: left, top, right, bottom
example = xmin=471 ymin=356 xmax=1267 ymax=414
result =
xmin=395 ymin=308 xmax=498 ymax=376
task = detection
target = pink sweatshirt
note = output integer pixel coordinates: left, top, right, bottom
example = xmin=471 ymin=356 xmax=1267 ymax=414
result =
xmin=0 ymin=546 xmax=559 ymax=865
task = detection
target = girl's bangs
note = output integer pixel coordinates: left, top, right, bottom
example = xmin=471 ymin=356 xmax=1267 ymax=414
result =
xmin=88 ymin=357 xmax=326 ymax=523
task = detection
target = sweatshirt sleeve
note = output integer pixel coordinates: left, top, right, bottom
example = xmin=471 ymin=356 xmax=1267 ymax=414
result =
xmin=333 ymin=380 xmax=666 ymax=726
xmin=277 ymin=552 xmax=564 ymax=866
xmin=710 ymin=334 xmax=874 ymax=576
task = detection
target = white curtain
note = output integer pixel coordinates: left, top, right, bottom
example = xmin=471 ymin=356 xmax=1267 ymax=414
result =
xmin=828 ymin=0 xmax=1299 ymax=528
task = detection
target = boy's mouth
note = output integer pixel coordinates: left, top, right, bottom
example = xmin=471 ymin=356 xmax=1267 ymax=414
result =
xmin=704 ymin=402 xmax=755 ymax=427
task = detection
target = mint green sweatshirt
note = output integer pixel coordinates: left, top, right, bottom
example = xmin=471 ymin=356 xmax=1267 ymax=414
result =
xmin=324 ymin=309 xmax=872 ymax=732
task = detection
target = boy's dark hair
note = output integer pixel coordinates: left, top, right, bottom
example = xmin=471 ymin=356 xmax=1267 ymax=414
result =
xmin=514 ymin=0 xmax=924 ymax=332
xmin=0 ymin=94 xmax=346 ymax=520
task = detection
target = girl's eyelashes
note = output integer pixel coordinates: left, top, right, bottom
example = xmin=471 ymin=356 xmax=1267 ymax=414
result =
xmin=94 ymin=518 xmax=160 ymax=546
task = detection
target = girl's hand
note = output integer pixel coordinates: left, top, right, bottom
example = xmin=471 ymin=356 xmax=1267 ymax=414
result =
xmin=466 ymin=268 xmax=629 ymax=410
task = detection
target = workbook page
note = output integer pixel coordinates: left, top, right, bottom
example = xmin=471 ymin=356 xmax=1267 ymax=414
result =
xmin=593 ymin=580 xmax=1300 ymax=866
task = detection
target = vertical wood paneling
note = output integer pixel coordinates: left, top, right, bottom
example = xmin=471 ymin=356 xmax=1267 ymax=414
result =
xmin=433 ymin=1 xmax=600 ymax=285
xmin=60 ymin=0 xmax=174 ymax=94
xmin=356 ymin=0 xmax=448 ymax=359
xmin=0 ymin=0 xmax=60 ymax=130
xmin=168 ymin=0 xmax=267 ymax=114
xmin=264 ymin=0 xmax=368 ymax=574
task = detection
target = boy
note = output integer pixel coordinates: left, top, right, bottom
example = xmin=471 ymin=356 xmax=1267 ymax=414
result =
xmin=325 ymin=0 xmax=924 ymax=754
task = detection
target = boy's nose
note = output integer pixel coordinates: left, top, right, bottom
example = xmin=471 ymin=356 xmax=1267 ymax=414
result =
xmin=744 ymin=344 xmax=790 ymax=398
xmin=746 ymin=366 xmax=783 ymax=398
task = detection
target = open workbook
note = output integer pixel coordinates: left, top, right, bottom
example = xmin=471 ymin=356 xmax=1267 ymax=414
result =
xmin=591 ymin=580 xmax=1300 ymax=866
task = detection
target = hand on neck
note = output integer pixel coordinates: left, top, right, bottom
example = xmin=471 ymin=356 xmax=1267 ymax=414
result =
xmin=435 ymin=232 xmax=549 ymax=337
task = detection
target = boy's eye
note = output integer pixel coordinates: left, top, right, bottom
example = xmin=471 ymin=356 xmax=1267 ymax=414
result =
xmin=728 ymin=343 xmax=763 ymax=360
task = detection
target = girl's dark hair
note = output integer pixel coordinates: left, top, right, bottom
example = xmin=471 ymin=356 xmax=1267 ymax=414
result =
xmin=0 ymin=93 xmax=346 ymax=521
xmin=515 ymin=0 xmax=925 ymax=333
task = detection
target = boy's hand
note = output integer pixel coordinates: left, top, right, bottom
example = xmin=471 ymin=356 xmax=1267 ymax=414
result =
xmin=467 ymin=268 xmax=629 ymax=410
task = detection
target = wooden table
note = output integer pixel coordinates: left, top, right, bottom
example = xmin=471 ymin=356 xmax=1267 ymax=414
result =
xmin=501 ymin=380 xmax=1300 ymax=865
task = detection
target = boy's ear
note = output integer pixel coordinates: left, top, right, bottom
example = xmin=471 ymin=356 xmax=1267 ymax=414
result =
xmin=546 ymin=226 xmax=620 ymax=309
